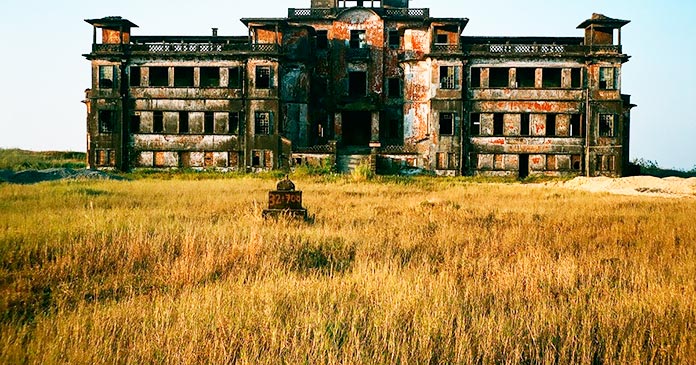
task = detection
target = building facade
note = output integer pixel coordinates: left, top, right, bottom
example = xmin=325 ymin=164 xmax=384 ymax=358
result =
xmin=83 ymin=0 xmax=633 ymax=177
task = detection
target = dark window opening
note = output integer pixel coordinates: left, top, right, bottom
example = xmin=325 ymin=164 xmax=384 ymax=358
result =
xmin=599 ymin=67 xmax=615 ymax=90
xmin=388 ymin=118 xmax=399 ymax=140
xmin=570 ymin=114 xmax=582 ymax=137
xmin=542 ymin=68 xmax=562 ymax=88
xmin=516 ymin=68 xmax=536 ymax=88
xmin=595 ymin=155 xmax=603 ymax=171
xmin=469 ymin=153 xmax=478 ymax=170
xmin=436 ymin=34 xmax=448 ymax=44
xmin=129 ymin=66 xmax=141 ymax=87
xmin=519 ymin=154 xmax=529 ymax=179
xmin=174 ymin=67 xmax=194 ymax=87
xmin=572 ymin=155 xmax=582 ymax=170
xmin=255 ymin=66 xmax=271 ymax=89
xmin=350 ymin=30 xmax=366 ymax=49
xmin=98 ymin=66 xmax=115 ymax=89
xmin=469 ymin=113 xmax=480 ymax=136
xmin=520 ymin=113 xmax=530 ymax=136
xmin=599 ymin=114 xmax=615 ymax=137
xmin=439 ymin=113 xmax=454 ymax=136
xmin=179 ymin=112 xmax=189 ymax=134
xmin=317 ymin=30 xmax=328 ymax=49
xmin=130 ymin=115 xmax=141 ymax=133
xmin=149 ymin=67 xmax=169 ymax=87
xmin=229 ymin=112 xmax=240 ymax=134
xmin=98 ymin=110 xmax=114 ymax=133
xmin=387 ymin=78 xmax=401 ymax=98
xmin=493 ymin=113 xmax=504 ymax=135
xmin=439 ymin=66 xmax=460 ymax=89
xmin=252 ymin=150 xmax=262 ymax=167
xmin=349 ymin=72 xmax=367 ymax=97
xmin=388 ymin=30 xmax=399 ymax=48
xmin=571 ymin=68 xmax=582 ymax=88
xmin=200 ymin=67 xmax=220 ymax=87
xmin=470 ymin=67 xmax=481 ymax=88
xmin=229 ymin=67 xmax=242 ymax=89
xmin=255 ymin=111 xmax=271 ymax=135
xmin=153 ymin=111 xmax=164 ymax=133
xmin=489 ymin=68 xmax=509 ymax=88
xmin=546 ymin=114 xmax=556 ymax=136
xmin=204 ymin=112 xmax=215 ymax=134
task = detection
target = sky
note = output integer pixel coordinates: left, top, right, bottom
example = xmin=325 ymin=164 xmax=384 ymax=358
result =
xmin=0 ymin=0 xmax=694 ymax=170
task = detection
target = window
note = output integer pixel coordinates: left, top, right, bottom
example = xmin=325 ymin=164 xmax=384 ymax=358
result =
xmin=149 ymin=67 xmax=169 ymax=87
xmin=130 ymin=115 xmax=141 ymax=133
xmin=546 ymin=114 xmax=556 ymax=136
xmin=96 ymin=149 xmax=115 ymax=167
xmin=489 ymin=68 xmax=509 ymax=88
xmin=153 ymin=111 xmax=164 ymax=133
xmin=349 ymin=72 xmax=367 ymax=97
xmin=599 ymin=67 xmax=616 ymax=90
xmin=470 ymin=67 xmax=481 ymax=88
xmin=129 ymin=66 xmax=141 ymax=87
xmin=546 ymin=155 xmax=556 ymax=170
xmin=317 ymin=30 xmax=328 ymax=49
xmin=439 ymin=113 xmax=454 ymax=136
xmin=98 ymin=110 xmax=114 ymax=133
xmin=436 ymin=152 xmax=457 ymax=170
xmin=436 ymin=34 xmax=448 ymax=44
xmin=251 ymin=150 xmax=274 ymax=168
xmin=571 ymin=155 xmax=582 ymax=170
xmin=174 ymin=67 xmax=194 ymax=87
xmin=255 ymin=66 xmax=272 ymax=89
xmin=570 ymin=114 xmax=582 ymax=137
xmin=200 ymin=67 xmax=220 ymax=87
xmin=439 ymin=66 xmax=460 ymax=89
xmin=599 ymin=114 xmax=615 ymax=137
xmin=350 ymin=30 xmax=366 ymax=49
xmin=388 ymin=30 xmax=399 ymax=48
xmin=387 ymin=78 xmax=401 ymax=98
xmin=98 ymin=66 xmax=115 ymax=89
xmin=229 ymin=112 xmax=240 ymax=134
xmin=204 ymin=112 xmax=214 ymax=134
xmin=520 ymin=113 xmax=530 ymax=136
xmin=516 ymin=68 xmax=536 ymax=88
xmin=179 ymin=112 xmax=189 ymax=134
xmin=493 ymin=113 xmax=504 ymax=135
xmin=571 ymin=68 xmax=582 ymax=88
xmin=255 ymin=111 xmax=272 ymax=135
xmin=469 ymin=153 xmax=479 ymax=170
xmin=229 ymin=67 xmax=243 ymax=89
xmin=542 ymin=68 xmax=562 ymax=88
xmin=469 ymin=113 xmax=480 ymax=136
xmin=494 ymin=154 xmax=504 ymax=170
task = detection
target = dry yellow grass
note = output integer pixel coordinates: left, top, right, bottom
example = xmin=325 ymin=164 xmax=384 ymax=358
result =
xmin=1 ymin=176 xmax=694 ymax=364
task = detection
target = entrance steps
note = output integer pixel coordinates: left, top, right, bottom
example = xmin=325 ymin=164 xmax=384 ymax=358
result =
xmin=336 ymin=154 xmax=371 ymax=173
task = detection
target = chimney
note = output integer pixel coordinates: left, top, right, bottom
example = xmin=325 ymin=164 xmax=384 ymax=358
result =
xmin=212 ymin=28 xmax=218 ymax=37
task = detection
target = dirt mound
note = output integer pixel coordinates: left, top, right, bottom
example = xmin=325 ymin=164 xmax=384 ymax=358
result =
xmin=545 ymin=176 xmax=696 ymax=198
xmin=0 ymin=168 xmax=124 ymax=184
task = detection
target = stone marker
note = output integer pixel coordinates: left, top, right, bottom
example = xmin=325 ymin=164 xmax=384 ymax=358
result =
xmin=262 ymin=176 xmax=308 ymax=219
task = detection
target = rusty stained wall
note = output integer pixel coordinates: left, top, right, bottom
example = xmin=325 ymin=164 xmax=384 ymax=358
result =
xmin=331 ymin=9 xmax=385 ymax=97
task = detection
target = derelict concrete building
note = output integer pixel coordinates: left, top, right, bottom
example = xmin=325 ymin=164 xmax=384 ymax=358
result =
xmin=83 ymin=0 xmax=633 ymax=177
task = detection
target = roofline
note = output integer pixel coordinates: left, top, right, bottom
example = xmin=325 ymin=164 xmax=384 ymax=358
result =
xmin=85 ymin=17 xmax=138 ymax=29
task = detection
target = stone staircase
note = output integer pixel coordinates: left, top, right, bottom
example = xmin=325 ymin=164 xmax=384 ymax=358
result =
xmin=336 ymin=154 xmax=371 ymax=173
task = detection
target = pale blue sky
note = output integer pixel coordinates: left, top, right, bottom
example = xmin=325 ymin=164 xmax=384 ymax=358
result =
xmin=0 ymin=0 xmax=694 ymax=169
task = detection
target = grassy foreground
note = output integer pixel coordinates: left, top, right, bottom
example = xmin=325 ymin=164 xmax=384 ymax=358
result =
xmin=0 ymin=176 xmax=694 ymax=364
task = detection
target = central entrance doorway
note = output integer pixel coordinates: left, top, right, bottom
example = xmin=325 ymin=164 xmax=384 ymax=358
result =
xmin=342 ymin=111 xmax=372 ymax=147
xmin=519 ymin=154 xmax=529 ymax=179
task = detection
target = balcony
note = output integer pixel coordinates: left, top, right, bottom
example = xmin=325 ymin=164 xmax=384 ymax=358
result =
xmin=346 ymin=48 xmax=371 ymax=61
xmin=287 ymin=7 xmax=429 ymax=20
xmin=463 ymin=44 xmax=622 ymax=57
xmin=432 ymin=44 xmax=463 ymax=54
xmin=383 ymin=8 xmax=429 ymax=18
xmin=90 ymin=42 xmax=280 ymax=55
xmin=288 ymin=8 xmax=337 ymax=18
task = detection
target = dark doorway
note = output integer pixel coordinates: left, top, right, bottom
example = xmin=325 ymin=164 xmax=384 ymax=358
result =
xmin=519 ymin=154 xmax=529 ymax=179
xmin=342 ymin=111 xmax=372 ymax=146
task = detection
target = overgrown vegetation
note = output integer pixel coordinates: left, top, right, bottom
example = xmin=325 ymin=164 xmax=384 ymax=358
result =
xmin=0 ymin=149 xmax=86 ymax=171
xmin=630 ymin=158 xmax=696 ymax=178
xmin=1 ymin=177 xmax=694 ymax=364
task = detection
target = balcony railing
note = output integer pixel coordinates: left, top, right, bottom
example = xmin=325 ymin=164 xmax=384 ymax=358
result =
xmin=91 ymin=42 xmax=280 ymax=55
xmin=346 ymin=47 xmax=371 ymax=60
xmin=432 ymin=44 xmax=463 ymax=53
xmin=287 ymin=7 xmax=429 ymax=19
xmin=463 ymin=44 xmax=622 ymax=56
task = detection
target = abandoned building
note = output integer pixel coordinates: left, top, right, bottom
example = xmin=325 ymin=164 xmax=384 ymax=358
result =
xmin=83 ymin=0 xmax=634 ymax=177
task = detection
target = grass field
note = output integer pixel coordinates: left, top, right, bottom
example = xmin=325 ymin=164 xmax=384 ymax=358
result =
xmin=1 ymin=175 xmax=694 ymax=364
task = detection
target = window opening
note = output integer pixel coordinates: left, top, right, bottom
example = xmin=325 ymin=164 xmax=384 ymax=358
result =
xmin=129 ymin=66 xmax=140 ymax=87
xmin=542 ymin=68 xmax=562 ymax=88
xmin=546 ymin=114 xmax=556 ymax=136
xmin=200 ymin=67 xmax=220 ymax=87
xmin=439 ymin=66 xmax=460 ymax=89
xmin=204 ymin=112 xmax=214 ymax=134
xmin=255 ymin=111 xmax=271 ymax=135
xmin=489 ymin=68 xmax=509 ymax=88
xmin=130 ymin=115 xmax=141 ymax=133
xmin=470 ymin=67 xmax=481 ymax=88
xmin=229 ymin=67 xmax=243 ymax=89
xmin=469 ymin=113 xmax=480 ymax=136
xmin=255 ymin=66 xmax=271 ymax=89
xmin=599 ymin=114 xmax=615 ymax=137
xmin=349 ymin=72 xmax=367 ymax=97
xmin=439 ymin=113 xmax=454 ymax=136
xmin=571 ymin=68 xmax=582 ymax=88
xmin=153 ymin=111 xmax=164 ymax=133
xmin=174 ymin=67 xmax=194 ymax=87
xmin=570 ymin=114 xmax=582 ymax=137
xmin=98 ymin=65 xmax=115 ymax=89
xmin=520 ymin=113 xmax=530 ymax=136
xmin=388 ymin=30 xmax=399 ymax=48
xmin=350 ymin=30 xmax=366 ymax=49
xmin=317 ymin=30 xmax=328 ymax=49
xmin=179 ymin=112 xmax=189 ymax=134
xmin=229 ymin=112 xmax=240 ymax=134
xmin=516 ymin=68 xmax=536 ymax=88
xmin=98 ymin=110 xmax=113 ymax=133
xmin=493 ymin=113 xmax=504 ymax=135
xmin=149 ymin=67 xmax=169 ymax=87
xmin=387 ymin=78 xmax=401 ymax=98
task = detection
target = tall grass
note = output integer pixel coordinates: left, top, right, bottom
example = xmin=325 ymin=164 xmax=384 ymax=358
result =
xmin=0 ymin=149 xmax=86 ymax=171
xmin=0 ymin=177 xmax=694 ymax=364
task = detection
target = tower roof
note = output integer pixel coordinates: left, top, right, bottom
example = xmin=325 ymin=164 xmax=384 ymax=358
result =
xmin=577 ymin=13 xmax=629 ymax=29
